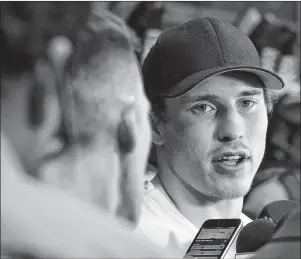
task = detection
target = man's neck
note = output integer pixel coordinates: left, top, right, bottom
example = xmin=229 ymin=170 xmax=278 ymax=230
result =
xmin=152 ymin=162 xmax=244 ymax=229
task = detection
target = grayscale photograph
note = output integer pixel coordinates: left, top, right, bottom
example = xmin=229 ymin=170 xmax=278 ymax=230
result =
xmin=1 ymin=1 xmax=300 ymax=259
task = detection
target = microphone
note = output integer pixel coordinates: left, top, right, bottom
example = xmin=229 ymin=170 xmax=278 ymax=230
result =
xmin=236 ymin=201 xmax=300 ymax=258
xmin=252 ymin=209 xmax=300 ymax=259
xmin=258 ymin=200 xmax=300 ymax=224
xmin=235 ymin=219 xmax=276 ymax=259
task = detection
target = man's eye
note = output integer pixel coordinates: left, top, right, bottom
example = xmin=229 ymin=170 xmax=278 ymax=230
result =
xmin=192 ymin=104 xmax=215 ymax=113
xmin=239 ymin=99 xmax=257 ymax=108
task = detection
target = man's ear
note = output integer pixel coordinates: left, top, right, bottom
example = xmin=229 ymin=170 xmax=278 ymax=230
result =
xmin=150 ymin=114 xmax=164 ymax=146
xmin=28 ymin=61 xmax=60 ymax=138
xmin=117 ymin=105 xmax=136 ymax=156
xmin=28 ymin=80 xmax=45 ymax=128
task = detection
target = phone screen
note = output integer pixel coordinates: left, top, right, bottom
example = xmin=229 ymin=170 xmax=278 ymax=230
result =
xmin=184 ymin=220 xmax=241 ymax=259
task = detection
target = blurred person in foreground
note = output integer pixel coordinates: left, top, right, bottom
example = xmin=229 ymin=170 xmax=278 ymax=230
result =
xmin=1 ymin=3 xmax=171 ymax=258
xmin=136 ymin=17 xmax=284 ymax=258
xmin=40 ymin=7 xmax=151 ymax=226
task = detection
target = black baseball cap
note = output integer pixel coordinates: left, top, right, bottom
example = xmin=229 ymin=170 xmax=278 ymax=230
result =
xmin=142 ymin=17 xmax=284 ymax=100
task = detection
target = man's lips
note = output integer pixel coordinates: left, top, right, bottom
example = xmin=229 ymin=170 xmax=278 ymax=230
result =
xmin=211 ymin=150 xmax=251 ymax=175
xmin=212 ymin=150 xmax=250 ymax=162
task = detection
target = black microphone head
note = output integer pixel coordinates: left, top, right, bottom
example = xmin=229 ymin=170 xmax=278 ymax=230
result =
xmin=258 ymin=200 xmax=300 ymax=224
xmin=236 ymin=219 xmax=276 ymax=253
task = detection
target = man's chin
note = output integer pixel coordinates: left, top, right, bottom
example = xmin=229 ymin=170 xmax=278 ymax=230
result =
xmin=214 ymin=182 xmax=252 ymax=200
xmin=218 ymin=190 xmax=249 ymax=200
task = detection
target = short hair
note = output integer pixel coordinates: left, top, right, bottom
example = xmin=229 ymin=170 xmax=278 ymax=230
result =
xmin=63 ymin=7 xmax=139 ymax=144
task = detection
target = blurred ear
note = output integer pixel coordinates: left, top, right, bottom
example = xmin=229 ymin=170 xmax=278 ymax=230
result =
xmin=28 ymin=60 xmax=61 ymax=141
xmin=28 ymin=79 xmax=46 ymax=128
xmin=150 ymin=114 xmax=164 ymax=146
xmin=115 ymin=104 xmax=137 ymax=224
xmin=28 ymin=36 xmax=73 ymax=146
xmin=117 ymin=105 xmax=136 ymax=156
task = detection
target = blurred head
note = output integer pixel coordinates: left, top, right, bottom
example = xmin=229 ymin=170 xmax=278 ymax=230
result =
xmin=0 ymin=2 xmax=90 ymax=174
xmin=41 ymin=9 xmax=151 ymax=225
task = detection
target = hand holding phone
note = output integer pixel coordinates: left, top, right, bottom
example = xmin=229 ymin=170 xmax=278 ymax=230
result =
xmin=184 ymin=219 xmax=242 ymax=259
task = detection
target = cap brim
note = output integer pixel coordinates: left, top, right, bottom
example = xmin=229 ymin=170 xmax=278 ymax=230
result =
xmin=162 ymin=66 xmax=285 ymax=98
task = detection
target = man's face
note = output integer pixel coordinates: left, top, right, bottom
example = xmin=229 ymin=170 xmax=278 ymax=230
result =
xmin=159 ymin=72 xmax=268 ymax=199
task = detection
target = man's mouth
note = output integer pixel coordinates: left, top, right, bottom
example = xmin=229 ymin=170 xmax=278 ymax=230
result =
xmin=213 ymin=151 xmax=250 ymax=166
xmin=218 ymin=156 xmax=245 ymax=165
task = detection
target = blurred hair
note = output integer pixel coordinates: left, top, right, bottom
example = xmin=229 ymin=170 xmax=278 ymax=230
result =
xmin=66 ymin=7 xmax=134 ymax=77
xmin=63 ymin=7 xmax=139 ymax=145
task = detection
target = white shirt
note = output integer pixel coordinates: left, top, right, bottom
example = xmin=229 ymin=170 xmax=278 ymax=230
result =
xmin=136 ymin=181 xmax=252 ymax=258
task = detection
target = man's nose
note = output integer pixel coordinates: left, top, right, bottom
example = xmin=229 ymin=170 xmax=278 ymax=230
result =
xmin=216 ymin=109 xmax=244 ymax=142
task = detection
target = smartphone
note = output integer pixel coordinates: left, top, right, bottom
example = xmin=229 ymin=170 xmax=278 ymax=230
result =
xmin=184 ymin=219 xmax=243 ymax=259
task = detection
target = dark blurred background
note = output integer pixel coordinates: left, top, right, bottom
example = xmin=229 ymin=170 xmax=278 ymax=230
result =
xmin=98 ymin=2 xmax=298 ymax=25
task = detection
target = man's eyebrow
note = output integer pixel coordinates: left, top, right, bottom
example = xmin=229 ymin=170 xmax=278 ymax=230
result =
xmin=180 ymin=94 xmax=219 ymax=104
xmin=180 ymin=89 xmax=263 ymax=104
xmin=237 ymin=89 xmax=263 ymax=97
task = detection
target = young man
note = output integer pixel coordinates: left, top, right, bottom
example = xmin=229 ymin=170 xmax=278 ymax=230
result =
xmin=1 ymin=3 xmax=170 ymax=258
xmin=136 ymin=17 xmax=284 ymax=258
